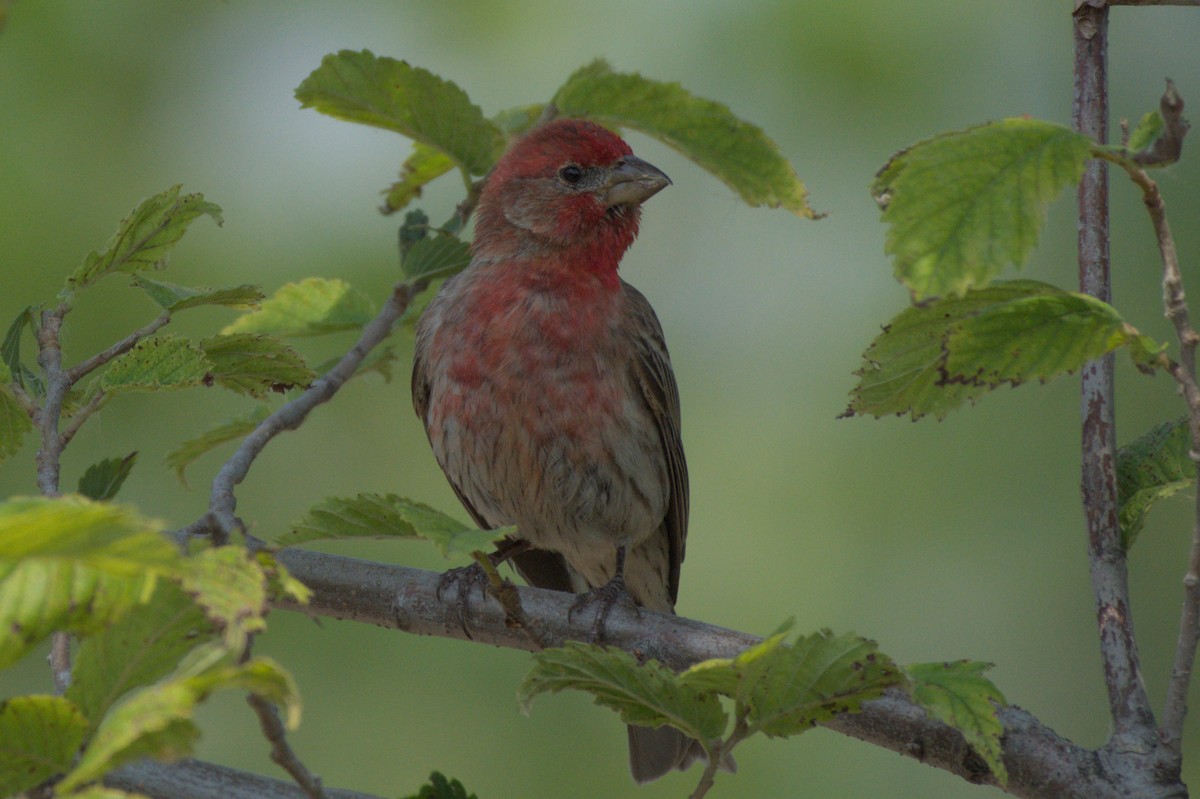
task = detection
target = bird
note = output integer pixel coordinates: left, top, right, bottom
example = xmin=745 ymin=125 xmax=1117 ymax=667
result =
xmin=412 ymin=117 xmax=710 ymax=782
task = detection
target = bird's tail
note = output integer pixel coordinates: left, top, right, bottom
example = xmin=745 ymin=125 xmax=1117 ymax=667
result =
xmin=627 ymin=724 xmax=735 ymax=784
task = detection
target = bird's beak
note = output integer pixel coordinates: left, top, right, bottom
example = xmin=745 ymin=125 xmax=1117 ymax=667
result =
xmin=602 ymin=156 xmax=672 ymax=207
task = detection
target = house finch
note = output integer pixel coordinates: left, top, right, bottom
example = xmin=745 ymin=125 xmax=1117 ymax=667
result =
xmin=412 ymin=118 xmax=711 ymax=782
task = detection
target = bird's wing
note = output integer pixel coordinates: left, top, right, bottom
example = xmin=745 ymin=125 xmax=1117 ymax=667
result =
xmin=622 ymin=280 xmax=689 ymax=605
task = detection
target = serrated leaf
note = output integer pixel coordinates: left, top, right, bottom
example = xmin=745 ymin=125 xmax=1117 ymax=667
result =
xmin=402 ymin=235 xmax=472 ymax=281
xmin=717 ymin=630 xmax=902 ymax=737
xmin=518 ymin=642 xmax=728 ymax=743
xmin=0 ymin=497 xmax=180 ymax=668
xmin=943 ymin=291 xmax=1163 ymax=385
xmin=279 ymin=493 xmax=503 ymax=557
xmin=1117 ymin=418 xmax=1195 ymax=549
xmin=679 ymin=631 xmax=791 ymax=697
xmin=66 ymin=186 xmax=223 ymax=293
xmin=199 ymin=334 xmax=314 ymax=397
xmin=384 ymin=143 xmax=457 ymax=214
xmin=166 ymin=404 xmax=270 ymax=488
xmin=873 ymin=119 xmax=1092 ymax=300
xmin=98 ymin=335 xmax=211 ymax=393
xmin=844 ymin=281 xmax=1057 ymax=420
xmin=491 ymin=104 xmax=547 ymax=136
xmin=907 ymin=661 xmax=1007 ymax=785
xmin=68 ymin=582 xmax=215 ymax=735
xmin=0 ymin=695 xmax=87 ymax=796
xmin=78 ymin=453 xmax=138 ymax=501
xmin=1128 ymin=110 xmax=1165 ymax=153
xmin=132 ymin=275 xmax=263 ymax=312
xmin=401 ymin=771 xmax=480 ymax=799
xmin=221 ymin=278 xmax=376 ymax=337
xmin=553 ymin=59 xmax=813 ymax=217
xmin=296 ymin=50 xmax=504 ymax=178
xmin=0 ymin=384 xmax=33 ymax=463
xmin=59 ymin=656 xmax=298 ymax=792
xmin=179 ymin=546 xmax=268 ymax=650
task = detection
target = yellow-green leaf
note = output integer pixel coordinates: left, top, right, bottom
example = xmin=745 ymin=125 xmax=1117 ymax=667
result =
xmin=1117 ymin=418 xmax=1195 ymax=549
xmin=221 ymin=278 xmax=375 ymax=337
xmin=907 ymin=661 xmax=1007 ymax=785
xmin=98 ymin=335 xmax=211 ymax=393
xmin=132 ymin=275 xmax=263 ymax=312
xmin=0 ymin=695 xmax=87 ymax=796
xmin=166 ymin=404 xmax=270 ymax=488
xmin=199 ymin=333 xmax=314 ymax=397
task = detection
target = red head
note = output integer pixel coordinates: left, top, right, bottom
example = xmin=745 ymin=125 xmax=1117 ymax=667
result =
xmin=472 ymin=119 xmax=671 ymax=279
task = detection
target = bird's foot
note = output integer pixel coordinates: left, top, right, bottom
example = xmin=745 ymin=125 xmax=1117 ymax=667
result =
xmin=568 ymin=573 xmax=641 ymax=643
xmin=436 ymin=562 xmax=492 ymax=639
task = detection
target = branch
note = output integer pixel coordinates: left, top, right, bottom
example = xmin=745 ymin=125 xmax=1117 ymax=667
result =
xmin=247 ymin=693 xmax=326 ymax=799
xmin=1072 ymin=2 xmax=1158 ymax=747
xmin=269 ymin=546 xmax=1178 ymax=799
xmin=106 ymin=758 xmax=385 ymax=799
xmin=207 ymin=282 xmax=420 ymax=539
xmin=64 ymin=310 xmax=171 ymax=383
xmin=58 ymin=389 xmax=107 ymax=449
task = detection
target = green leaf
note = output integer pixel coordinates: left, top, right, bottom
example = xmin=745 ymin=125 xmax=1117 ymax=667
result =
xmin=67 ymin=582 xmax=215 ymax=735
xmin=98 ymin=335 xmax=211 ymax=393
xmin=2 ymin=306 xmax=42 ymax=395
xmin=0 ymin=384 xmax=33 ymax=463
xmin=907 ymin=661 xmax=1007 ymax=785
xmin=843 ymin=281 xmax=1160 ymax=421
xmin=66 ymin=186 xmax=223 ymax=293
xmin=0 ymin=496 xmax=180 ymax=668
xmin=279 ymin=493 xmax=503 ymax=557
xmin=844 ymin=281 xmax=1056 ymax=420
xmin=59 ymin=656 xmax=299 ymax=792
xmin=178 ymin=546 xmax=268 ymax=650
xmin=165 ymin=404 xmax=270 ymax=488
xmin=873 ymin=119 xmax=1092 ymax=300
xmin=199 ymin=333 xmax=315 ymax=397
xmin=221 ymin=278 xmax=376 ymax=337
xmin=518 ymin=642 xmax=728 ymax=743
xmin=402 ymin=235 xmax=472 ymax=282
xmin=384 ymin=143 xmax=457 ymax=214
xmin=943 ymin=291 xmax=1164 ymax=385
xmin=0 ymin=695 xmax=87 ymax=796
xmin=553 ymin=59 xmax=813 ymax=217
xmin=705 ymin=630 xmax=903 ymax=737
xmin=296 ymin=50 xmax=504 ymax=178
xmin=1117 ymin=418 xmax=1195 ymax=549
xmin=1128 ymin=110 xmax=1164 ymax=153
xmin=132 ymin=275 xmax=263 ymax=312
xmin=256 ymin=550 xmax=313 ymax=606
xmin=401 ymin=771 xmax=480 ymax=799
xmin=491 ymin=104 xmax=547 ymax=136
xmin=78 ymin=453 xmax=139 ymax=501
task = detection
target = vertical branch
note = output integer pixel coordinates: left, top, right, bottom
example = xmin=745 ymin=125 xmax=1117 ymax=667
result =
xmin=1072 ymin=2 xmax=1156 ymax=743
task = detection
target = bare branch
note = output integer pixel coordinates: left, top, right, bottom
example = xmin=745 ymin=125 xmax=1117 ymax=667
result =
xmin=49 ymin=632 xmax=71 ymax=694
xmin=1072 ymin=2 xmax=1158 ymax=747
xmin=34 ymin=304 xmax=71 ymax=496
xmin=58 ymin=389 xmax=107 ymax=449
xmin=247 ymin=693 xmax=326 ymax=799
xmin=269 ymin=546 xmax=1178 ymax=799
xmin=64 ymin=310 xmax=171 ymax=383
xmin=208 ymin=282 xmax=421 ymax=539
xmin=106 ymin=758 xmax=385 ymax=799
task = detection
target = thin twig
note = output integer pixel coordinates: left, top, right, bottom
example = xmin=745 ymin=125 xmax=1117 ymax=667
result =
xmin=65 ymin=311 xmax=171 ymax=383
xmin=58 ymin=390 xmax=108 ymax=449
xmin=207 ymin=283 xmax=419 ymax=539
xmin=9 ymin=380 xmax=38 ymax=418
xmin=1099 ymin=145 xmax=1200 ymax=768
xmin=1072 ymin=2 xmax=1158 ymax=747
xmin=49 ymin=632 xmax=72 ymax=694
xmin=247 ymin=693 xmax=326 ymax=799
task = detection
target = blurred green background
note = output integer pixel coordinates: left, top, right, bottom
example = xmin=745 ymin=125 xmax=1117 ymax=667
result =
xmin=3 ymin=1 xmax=1200 ymax=797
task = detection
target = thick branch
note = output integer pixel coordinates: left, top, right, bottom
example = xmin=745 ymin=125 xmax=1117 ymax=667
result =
xmin=208 ymin=283 xmax=419 ymax=538
xmin=269 ymin=546 xmax=1172 ymax=799
xmin=1072 ymin=2 xmax=1158 ymax=747
xmin=106 ymin=758 xmax=384 ymax=799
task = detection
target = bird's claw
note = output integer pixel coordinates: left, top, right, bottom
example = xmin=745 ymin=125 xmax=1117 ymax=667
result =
xmin=568 ymin=575 xmax=641 ymax=643
xmin=437 ymin=563 xmax=492 ymax=638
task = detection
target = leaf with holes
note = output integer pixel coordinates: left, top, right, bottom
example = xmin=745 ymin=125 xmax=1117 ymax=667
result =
xmin=1117 ymin=418 xmax=1195 ymax=549
xmin=907 ymin=660 xmax=1007 ymax=785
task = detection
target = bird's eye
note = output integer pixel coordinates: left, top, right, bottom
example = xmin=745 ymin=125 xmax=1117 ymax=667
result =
xmin=559 ymin=164 xmax=584 ymax=185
